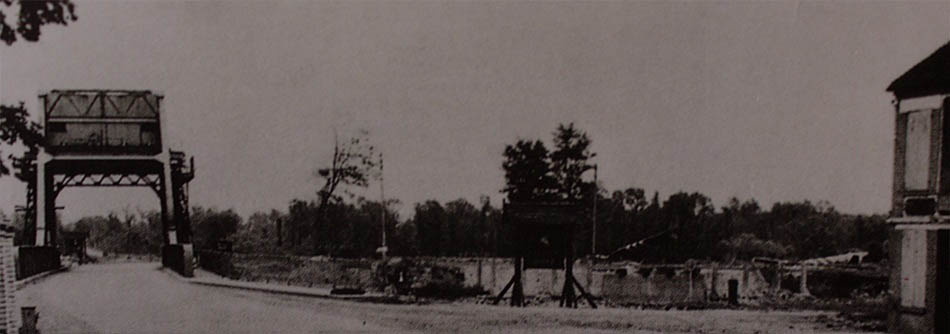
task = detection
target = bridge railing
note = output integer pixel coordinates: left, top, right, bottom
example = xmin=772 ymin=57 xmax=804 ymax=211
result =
xmin=16 ymin=246 xmax=60 ymax=280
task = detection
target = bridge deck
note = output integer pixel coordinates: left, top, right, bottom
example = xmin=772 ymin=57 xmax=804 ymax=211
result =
xmin=15 ymin=262 xmax=396 ymax=333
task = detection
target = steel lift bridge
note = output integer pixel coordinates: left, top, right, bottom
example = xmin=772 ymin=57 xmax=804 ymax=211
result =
xmin=16 ymin=90 xmax=196 ymax=277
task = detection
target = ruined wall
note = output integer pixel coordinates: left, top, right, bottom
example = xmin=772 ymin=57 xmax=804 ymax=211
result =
xmin=702 ymin=267 xmax=770 ymax=302
xmin=600 ymin=266 xmax=705 ymax=305
xmin=198 ymin=252 xmax=779 ymax=306
xmin=428 ymin=259 xmax=770 ymax=305
xmin=409 ymin=257 xmax=596 ymax=297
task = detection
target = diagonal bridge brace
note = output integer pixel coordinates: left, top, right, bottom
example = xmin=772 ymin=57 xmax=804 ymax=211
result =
xmin=52 ymin=173 xmax=164 ymax=198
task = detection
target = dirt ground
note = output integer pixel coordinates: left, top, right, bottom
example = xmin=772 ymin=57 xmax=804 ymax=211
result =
xmin=234 ymin=286 xmax=883 ymax=334
xmin=18 ymin=261 xmax=883 ymax=333
xmin=318 ymin=302 xmax=880 ymax=333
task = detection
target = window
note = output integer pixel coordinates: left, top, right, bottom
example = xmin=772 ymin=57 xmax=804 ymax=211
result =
xmin=905 ymin=110 xmax=932 ymax=191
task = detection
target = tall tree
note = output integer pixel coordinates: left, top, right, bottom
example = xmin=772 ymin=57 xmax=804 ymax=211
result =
xmin=444 ymin=198 xmax=481 ymax=256
xmin=1 ymin=0 xmax=76 ymax=45
xmin=313 ymin=129 xmax=378 ymax=254
xmin=501 ymin=139 xmax=556 ymax=202
xmin=658 ymin=192 xmax=715 ymax=261
xmin=190 ymin=207 xmax=241 ymax=251
xmin=550 ymin=123 xmax=596 ymax=202
xmin=412 ymin=200 xmax=446 ymax=256
xmin=285 ymin=199 xmax=316 ymax=254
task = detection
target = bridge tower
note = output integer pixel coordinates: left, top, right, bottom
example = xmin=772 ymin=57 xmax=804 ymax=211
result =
xmin=18 ymin=90 xmax=195 ymax=277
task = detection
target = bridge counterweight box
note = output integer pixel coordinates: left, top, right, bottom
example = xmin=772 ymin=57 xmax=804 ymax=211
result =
xmin=41 ymin=90 xmax=163 ymax=155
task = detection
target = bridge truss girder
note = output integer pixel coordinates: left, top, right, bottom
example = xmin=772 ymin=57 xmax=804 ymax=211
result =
xmin=17 ymin=155 xmax=194 ymax=250
xmin=52 ymin=173 xmax=164 ymax=198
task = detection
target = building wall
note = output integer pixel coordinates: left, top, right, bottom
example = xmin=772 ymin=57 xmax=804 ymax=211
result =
xmin=600 ymin=267 xmax=703 ymax=305
xmin=703 ymin=267 xmax=770 ymax=301
xmin=889 ymin=226 xmax=944 ymax=334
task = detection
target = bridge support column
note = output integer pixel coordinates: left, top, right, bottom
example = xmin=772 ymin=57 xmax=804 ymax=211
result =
xmin=181 ymin=244 xmax=194 ymax=277
xmin=34 ymin=158 xmax=48 ymax=247
xmin=160 ymin=151 xmax=195 ymax=277
xmin=162 ymin=156 xmax=176 ymax=245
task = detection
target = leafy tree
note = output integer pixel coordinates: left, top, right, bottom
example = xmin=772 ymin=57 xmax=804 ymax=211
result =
xmin=618 ymin=188 xmax=648 ymax=212
xmin=0 ymin=103 xmax=42 ymax=178
xmin=720 ymin=233 xmax=790 ymax=262
xmin=68 ymin=209 xmax=162 ymax=255
xmin=501 ymin=123 xmax=597 ymax=205
xmin=232 ymin=210 xmax=285 ymax=254
xmin=392 ymin=219 xmax=419 ymax=256
xmin=444 ymin=199 xmax=481 ymax=256
xmin=284 ymin=199 xmax=316 ymax=253
xmin=550 ymin=123 xmax=596 ymax=202
xmin=330 ymin=198 xmax=398 ymax=257
xmin=502 ymin=139 xmax=556 ymax=202
xmin=650 ymin=192 xmax=715 ymax=262
xmin=190 ymin=207 xmax=241 ymax=250
xmin=0 ymin=0 xmax=76 ymax=45
xmin=411 ymin=200 xmax=447 ymax=256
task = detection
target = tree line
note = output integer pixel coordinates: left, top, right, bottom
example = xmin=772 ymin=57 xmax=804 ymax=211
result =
xmin=25 ymin=123 xmax=888 ymax=264
xmin=19 ymin=191 xmax=886 ymax=264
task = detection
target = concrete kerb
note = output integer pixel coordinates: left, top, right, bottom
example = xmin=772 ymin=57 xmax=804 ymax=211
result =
xmin=14 ymin=266 xmax=68 ymax=291
xmin=158 ymin=266 xmax=387 ymax=302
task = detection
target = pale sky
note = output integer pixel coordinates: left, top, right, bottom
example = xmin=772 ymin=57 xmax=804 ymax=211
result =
xmin=2 ymin=1 xmax=950 ymax=223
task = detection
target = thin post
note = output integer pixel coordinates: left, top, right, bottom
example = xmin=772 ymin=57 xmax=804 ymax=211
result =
xmin=591 ymin=165 xmax=598 ymax=255
xmin=512 ymin=257 xmax=524 ymax=307
xmin=379 ymin=152 xmax=387 ymax=260
xmin=562 ymin=256 xmax=576 ymax=308
xmin=800 ymin=264 xmax=811 ymax=296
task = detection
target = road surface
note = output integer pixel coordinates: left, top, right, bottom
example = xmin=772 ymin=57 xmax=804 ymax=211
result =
xmin=16 ymin=262 xmax=878 ymax=334
xmin=17 ymin=262 xmax=399 ymax=333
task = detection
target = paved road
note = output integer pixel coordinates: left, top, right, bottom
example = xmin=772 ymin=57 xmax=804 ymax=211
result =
xmin=14 ymin=262 xmax=877 ymax=334
xmin=16 ymin=262 xmax=404 ymax=334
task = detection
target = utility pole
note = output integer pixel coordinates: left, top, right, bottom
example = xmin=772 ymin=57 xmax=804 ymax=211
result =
xmin=378 ymin=152 xmax=388 ymax=260
xmin=591 ymin=165 xmax=598 ymax=256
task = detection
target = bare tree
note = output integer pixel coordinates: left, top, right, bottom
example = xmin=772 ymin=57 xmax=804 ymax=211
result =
xmin=312 ymin=129 xmax=378 ymax=254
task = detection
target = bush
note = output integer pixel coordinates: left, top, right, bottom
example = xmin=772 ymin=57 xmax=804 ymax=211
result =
xmin=375 ymin=258 xmax=486 ymax=298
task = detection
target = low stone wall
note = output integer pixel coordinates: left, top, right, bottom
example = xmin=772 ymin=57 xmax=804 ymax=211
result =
xmin=601 ymin=266 xmax=704 ymax=305
xmin=195 ymin=252 xmax=781 ymax=305
xmin=406 ymin=257 xmax=597 ymax=297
